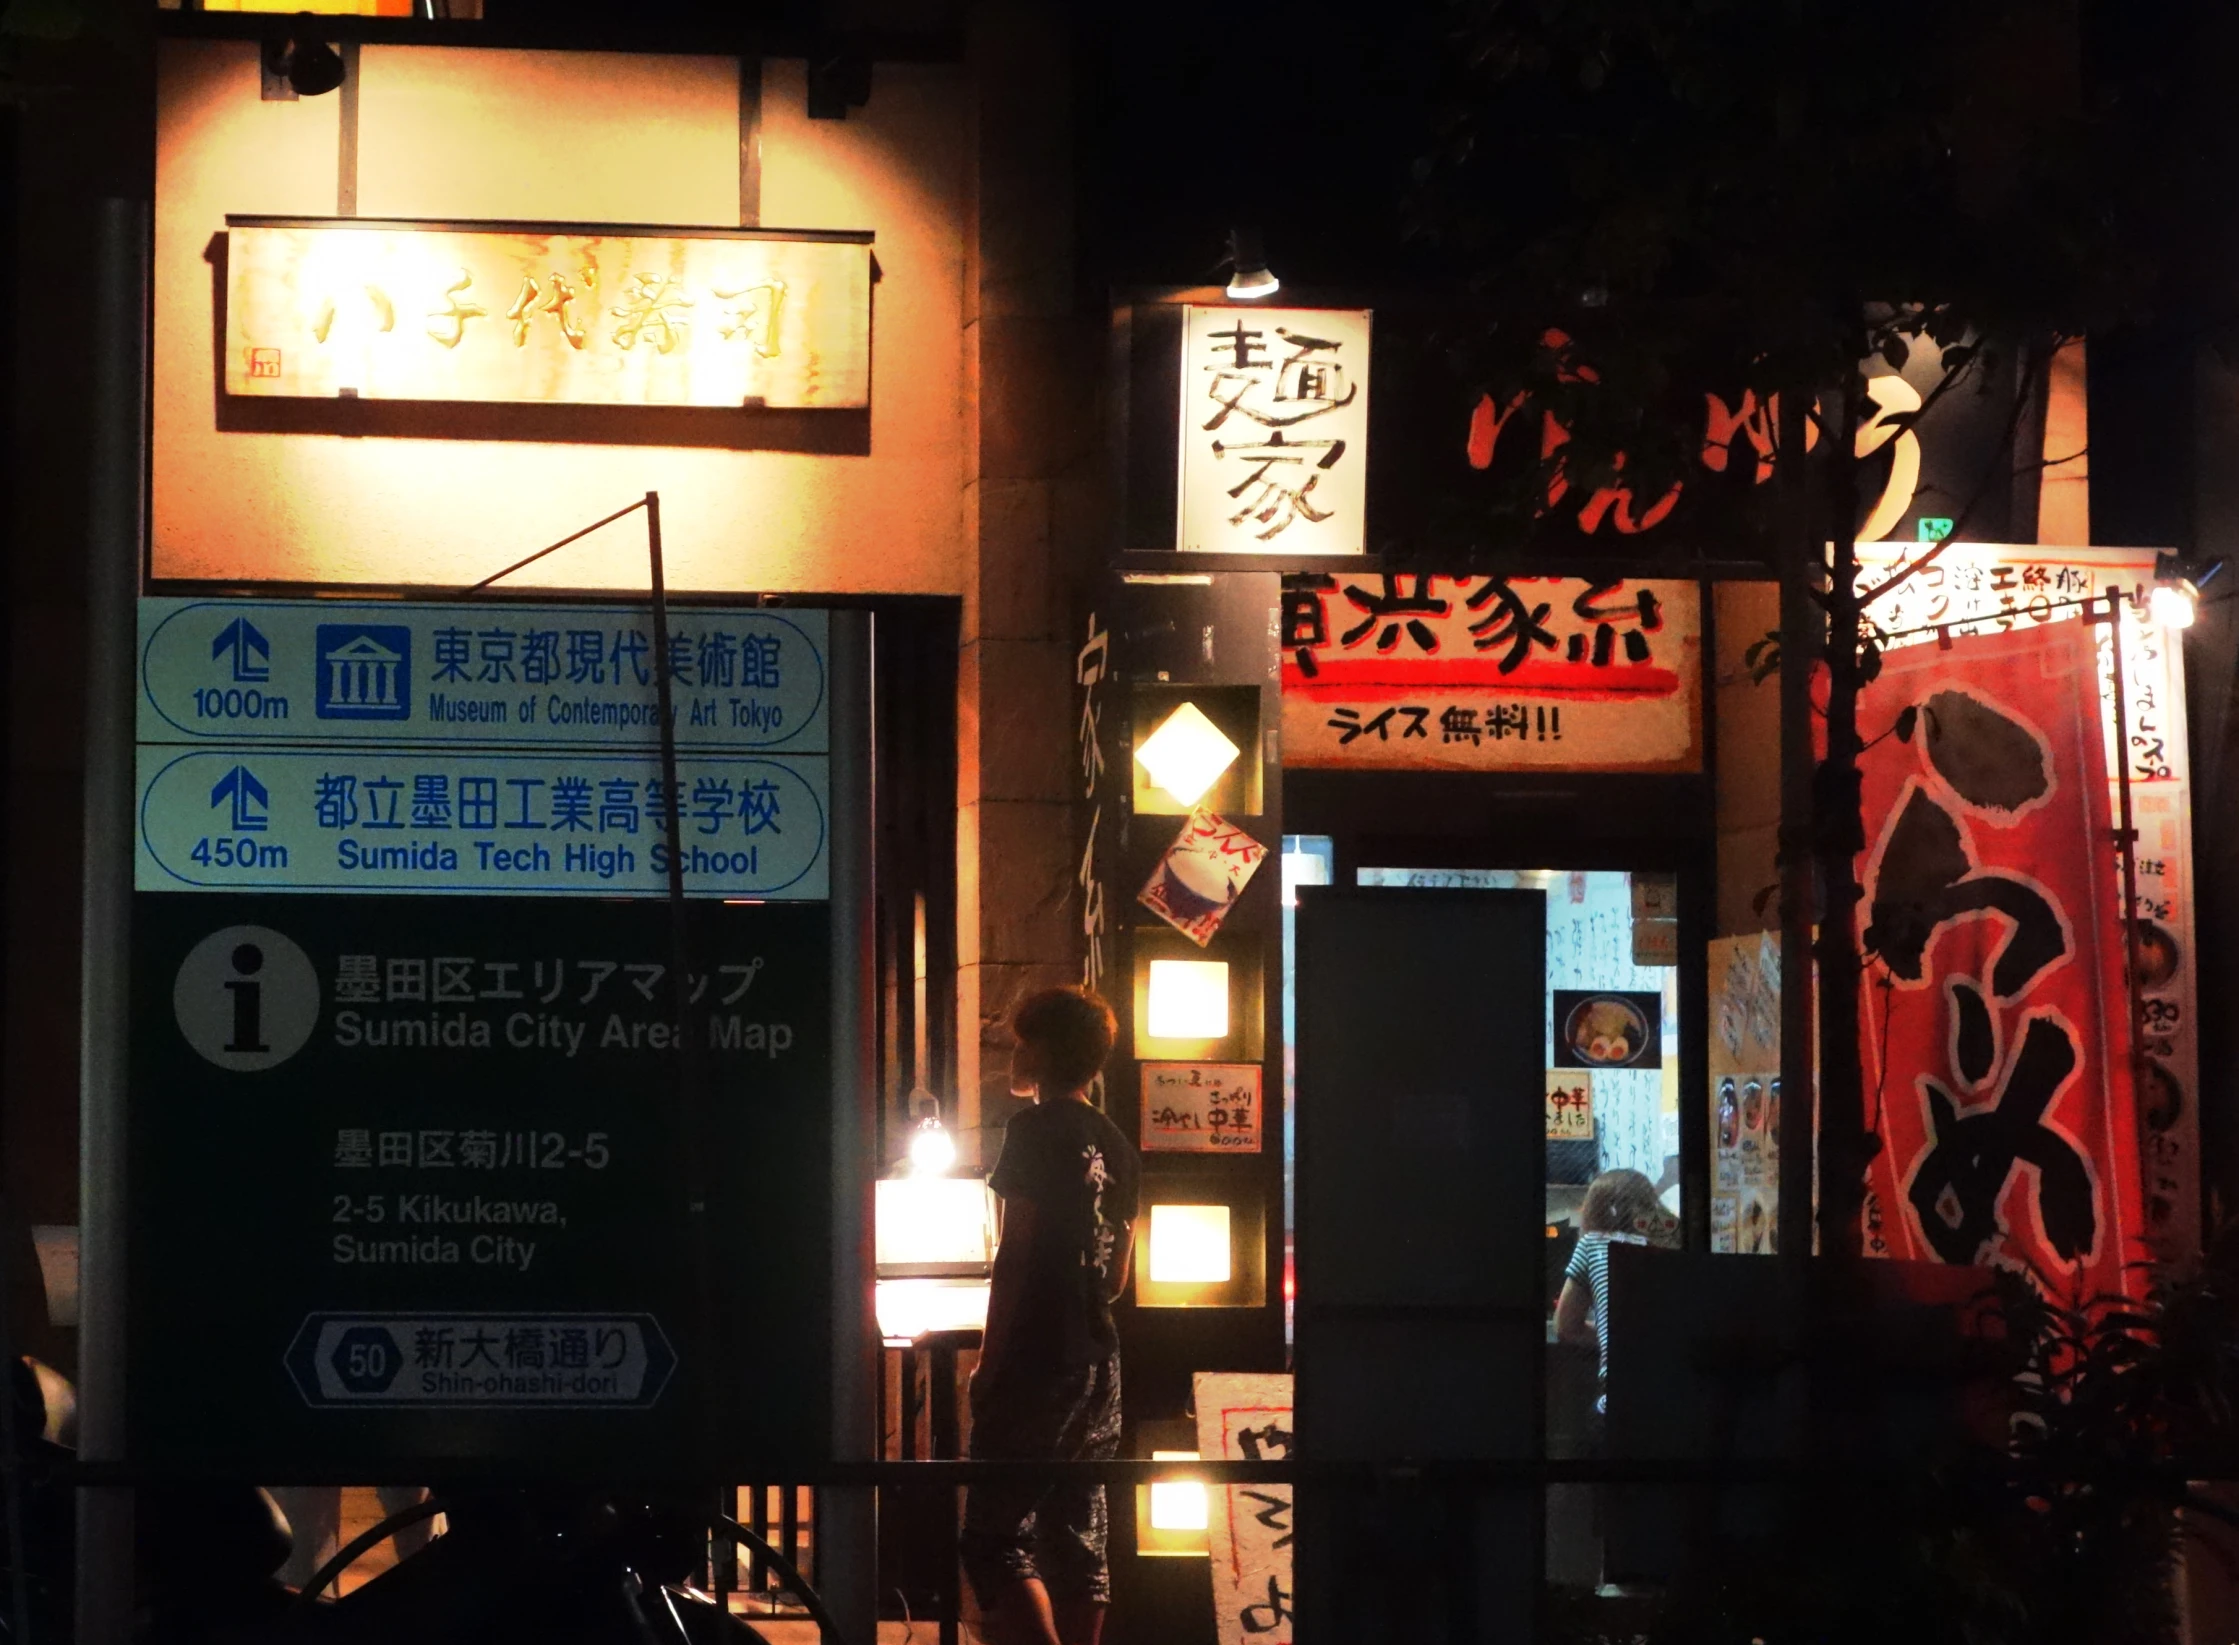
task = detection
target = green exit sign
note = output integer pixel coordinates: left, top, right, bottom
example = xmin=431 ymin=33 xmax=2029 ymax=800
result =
xmin=1918 ymin=517 xmax=1955 ymax=542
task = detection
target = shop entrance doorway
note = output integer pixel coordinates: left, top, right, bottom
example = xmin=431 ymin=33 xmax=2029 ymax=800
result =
xmin=1281 ymin=794 xmax=1711 ymax=1613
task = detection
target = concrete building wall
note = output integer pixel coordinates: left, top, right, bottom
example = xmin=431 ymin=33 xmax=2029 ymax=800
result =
xmin=954 ymin=1 xmax=1099 ymax=1160
xmin=151 ymin=41 xmax=972 ymax=596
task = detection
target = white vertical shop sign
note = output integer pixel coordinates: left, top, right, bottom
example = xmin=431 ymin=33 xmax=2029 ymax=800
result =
xmin=1178 ymin=306 xmax=1370 ymax=555
xmin=1859 ymin=543 xmax=2199 ymax=1261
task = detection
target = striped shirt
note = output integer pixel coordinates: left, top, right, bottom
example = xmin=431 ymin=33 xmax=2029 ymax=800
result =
xmin=1564 ymin=1232 xmax=1649 ymax=1411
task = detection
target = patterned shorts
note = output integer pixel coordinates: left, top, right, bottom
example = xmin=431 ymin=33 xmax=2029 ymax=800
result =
xmin=960 ymin=1351 xmax=1123 ymax=1608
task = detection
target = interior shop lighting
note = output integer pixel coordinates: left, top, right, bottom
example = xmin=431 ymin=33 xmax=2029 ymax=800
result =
xmin=1135 ymin=703 xmax=1241 ymax=808
xmin=1146 ymin=959 xmax=1230 ymax=1040
xmin=1148 ymin=1453 xmax=1211 ymax=1532
xmin=1147 ymin=1203 xmax=1233 ymax=1285
xmin=1224 ymin=227 xmax=1280 ymax=301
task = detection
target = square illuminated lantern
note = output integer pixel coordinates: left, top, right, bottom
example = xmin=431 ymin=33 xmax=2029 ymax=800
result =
xmin=1148 ymin=1452 xmax=1210 ymax=1532
xmin=1148 ymin=1203 xmax=1234 ymax=1285
xmin=1135 ymin=702 xmax=1241 ymax=809
xmin=1146 ymin=959 xmax=1230 ymax=1041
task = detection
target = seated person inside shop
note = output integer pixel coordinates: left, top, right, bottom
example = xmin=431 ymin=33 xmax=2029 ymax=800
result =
xmin=1555 ymin=1168 xmax=1680 ymax=1420
xmin=962 ymin=987 xmax=1142 ymax=1645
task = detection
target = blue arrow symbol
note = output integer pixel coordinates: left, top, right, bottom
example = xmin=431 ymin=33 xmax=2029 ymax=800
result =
xmin=212 ymin=618 xmax=271 ymax=683
xmin=209 ymin=765 xmax=270 ymax=833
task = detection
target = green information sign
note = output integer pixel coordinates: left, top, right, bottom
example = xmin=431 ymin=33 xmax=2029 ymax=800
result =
xmin=128 ymin=892 xmax=830 ymax=1475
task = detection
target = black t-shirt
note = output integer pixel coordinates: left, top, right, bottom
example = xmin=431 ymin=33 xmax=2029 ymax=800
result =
xmin=985 ymin=1097 xmax=1141 ymax=1379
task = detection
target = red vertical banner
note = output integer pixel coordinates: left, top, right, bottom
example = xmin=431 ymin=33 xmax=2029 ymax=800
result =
xmin=1854 ymin=620 xmax=2144 ymax=1296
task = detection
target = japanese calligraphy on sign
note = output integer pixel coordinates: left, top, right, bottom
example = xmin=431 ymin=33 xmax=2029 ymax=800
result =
xmin=1179 ymin=307 xmax=1370 ymax=554
xmin=1853 ymin=620 xmax=2146 ymax=1297
xmin=1194 ymin=1372 xmax=1293 ymax=1645
xmin=1279 ymin=574 xmax=1700 ymax=771
xmin=1142 ymin=1063 xmax=1263 ymax=1154
xmin=1138 ymin=807 xmax=1268 ymax=946
xmin=223 ymin=218 xmax=870 ymax=409
xmin=1860 ymin=544 xmax=2198 ymax=1263
xmin=1544 ymin=1071 xmax=1594 ymax=1142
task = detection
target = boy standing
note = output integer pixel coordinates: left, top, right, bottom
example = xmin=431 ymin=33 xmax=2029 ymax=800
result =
xmin=961 ymin=988 xmax=1140 ymax=1645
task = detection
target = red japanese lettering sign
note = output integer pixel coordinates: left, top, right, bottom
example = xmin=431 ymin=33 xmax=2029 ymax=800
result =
xmin=1278 ymin=574 xmax=1701 ymax=772
xmin=1855 ymin=620 xmax=2144 ymax=1296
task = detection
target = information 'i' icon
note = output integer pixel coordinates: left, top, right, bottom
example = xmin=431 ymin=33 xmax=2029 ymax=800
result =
xmin=225 ymin=942 xmax=269 ymax=1054
xmin=173 ymin=925 xmax=319 ymax=1072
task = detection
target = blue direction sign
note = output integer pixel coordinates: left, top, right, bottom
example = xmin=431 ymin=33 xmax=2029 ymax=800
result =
xmin=139 ymin=599 xmax=827 ymax=753
xmin=285 ymin=1313 xmax=677 ymax=1409
xmin=136 ymin=748 xmax=828 ymax=897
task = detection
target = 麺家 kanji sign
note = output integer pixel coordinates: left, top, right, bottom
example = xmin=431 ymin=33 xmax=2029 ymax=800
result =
xmin=1279 ymin=574 xmax=1701 ymax=772
xmin=1179 ymin=306 xmax=1370 ymax=554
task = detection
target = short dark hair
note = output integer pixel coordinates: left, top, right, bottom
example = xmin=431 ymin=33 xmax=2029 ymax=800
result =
xmin=1012 ymin=987 xmax=1117 ymax=1093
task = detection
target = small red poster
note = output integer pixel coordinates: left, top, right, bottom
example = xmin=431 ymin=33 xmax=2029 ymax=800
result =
xmin=1854 ymin=620 xmax=2143 ymax=1296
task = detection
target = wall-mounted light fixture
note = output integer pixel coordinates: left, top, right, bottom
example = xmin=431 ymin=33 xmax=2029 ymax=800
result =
xmin=261 ymin=33 xmax=347 ymax=99
xmin=1148 ymin=1453 xmax=1210 ymax=1532
xmin=1147 ymin=1204 xmax=1233 ymax=1285
xmin=1224 ymin=227 xmax=1280 ymax=301
xmin=1146 ymin=959 xmax=1230 ymax=1042
xmin=1135 ymin=1419 xmax=1213 ymax=1557
xmin=1135 ymin=702 xmax=1241 ymax=809
xmin=2152 ymin=574 xmax=2201 ymax=631
xmin=1132 ymin=1175 xmax=1266 ymax=1309
xmin=905 ymin=1089 xmax=957 ymax=1176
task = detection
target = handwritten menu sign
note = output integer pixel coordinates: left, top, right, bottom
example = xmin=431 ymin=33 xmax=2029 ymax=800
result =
xmin=1545 ymin=1071 xmax=1595 ymax=1141
xmin=1141 ymin=1063 xmax=1262 ymax=1154
xmin=1195 ymin=1371 xmax=1294 ymax=1645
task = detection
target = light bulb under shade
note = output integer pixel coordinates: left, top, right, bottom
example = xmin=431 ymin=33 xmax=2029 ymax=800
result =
xmin=1225 ymin=267 xmax=1280 ymax=301
xmin=1145 ymin=959 xmax=1230 ymax=1041
xmin=1148 ymin=1453 xmax=1210 ymax=1532
xmin=2150 ymin=581 xmax=2198 ymax=631
xmin=1147 ymin=1203 xmax=1232 ymax=1285
xmin=907 ymin=1120 xmax=957 ymax=1176
xmin=1135 ymin=702 xmax=1241 ymax=808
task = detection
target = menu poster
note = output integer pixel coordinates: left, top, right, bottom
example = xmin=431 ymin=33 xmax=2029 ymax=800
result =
xmin=1545 ymin=1071 xmax=1595 ymax=1141
xmin=1141 ymin=1063 xmax=1264 ymax=1155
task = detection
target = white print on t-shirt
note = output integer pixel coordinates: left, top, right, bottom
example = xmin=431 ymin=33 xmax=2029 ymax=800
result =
xmin=1083 ymin=1144 xmax=1116 ymax=1280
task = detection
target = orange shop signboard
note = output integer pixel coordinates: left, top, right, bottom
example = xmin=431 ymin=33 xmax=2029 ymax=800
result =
xmin=1278 ymin=573 xmax=1701 ymax=772
xmin=223 ymin=217 xmax=872 ymax=410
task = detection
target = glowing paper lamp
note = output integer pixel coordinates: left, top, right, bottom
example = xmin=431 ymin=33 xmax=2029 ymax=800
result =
xmin=1146 ymin=959 xmax=1230 ymax=1041
xmin=1148 ymin=1203 xmax=1233 ymax=1285
xmin=1135 ymin=703 xmax=1241 ymax=808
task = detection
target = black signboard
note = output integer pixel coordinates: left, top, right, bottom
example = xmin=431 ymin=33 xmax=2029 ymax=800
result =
xmin=129 ymin=892 xmax=829 ymax=1476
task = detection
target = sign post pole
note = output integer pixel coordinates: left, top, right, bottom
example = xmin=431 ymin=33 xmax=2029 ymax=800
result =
xmin=824 ymin=611 xmax=877 ymax=1644
xmin=78 ymin=196 xmax=146 ymax=1645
